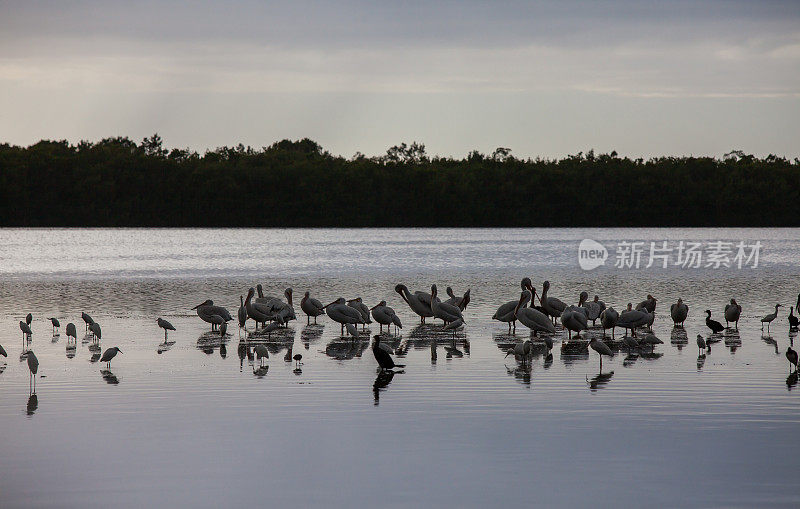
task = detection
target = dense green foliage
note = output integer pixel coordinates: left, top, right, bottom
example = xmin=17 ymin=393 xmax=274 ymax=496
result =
xmin=0 ymin=136 xmax=798 ymax=226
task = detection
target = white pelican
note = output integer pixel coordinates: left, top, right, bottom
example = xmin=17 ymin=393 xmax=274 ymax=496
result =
xmin=324 ymin=298 xmax=364 ymax=334
xmin=192 ymin=299 xmax=233 ymax=330
xmin=513 ymin=290 xmax=555 ymax=335
xmin=540 ymin=281 xmax=567 ymax=323
xmin=430 ymin=285 xmax=464 ymax=325
xmin=761 ymin=304 xmax=781 ymax=332
xmin=636 ymin=295 xmax=657 ymax=313
xmin=616 ymin=308 xmax=649 ymax=337
xmin=445 ymin=287 xmax=471 ymax=311
xmin=600 ymin=308 xmax=619 ymax=338
xmin=561 ymin=304 xmax=588 ymax=339
xmin=670 ymin=298 xmax=688 ymax=326
xmin=301 ymin=291 xmax=325 ymax=324
xmin=492 ymin=278 xmax=532 ymax=332
xmin=395 ymin=284 xmax=433 ymax=323
xmin=244 ymin=288 xmax=271 ymax=327
xmin=580 ymin=291 xmax=602 ymax=325
xmin=371 ymin=301 xmax=402 ymax=334
xmin=724 ymin=299 xmax=742 ymax=328
xmin=347 ymin=298 xmax=372 ymax=330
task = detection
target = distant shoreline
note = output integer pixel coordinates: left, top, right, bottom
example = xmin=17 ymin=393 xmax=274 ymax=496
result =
xmin=1 ymin=137 xmax=798 ymax=227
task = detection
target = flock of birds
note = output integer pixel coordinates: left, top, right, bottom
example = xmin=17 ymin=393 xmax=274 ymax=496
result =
xmin=5 ymin=279 xmax=800 ymax=393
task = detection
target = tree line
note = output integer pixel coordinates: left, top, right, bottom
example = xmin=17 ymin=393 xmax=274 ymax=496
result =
xmin=0 ymin=135 xmax=798 ymax=227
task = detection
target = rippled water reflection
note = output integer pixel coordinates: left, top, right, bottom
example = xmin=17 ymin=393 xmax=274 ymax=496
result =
xmin=0 ymin=228 xmax=799 ymax=508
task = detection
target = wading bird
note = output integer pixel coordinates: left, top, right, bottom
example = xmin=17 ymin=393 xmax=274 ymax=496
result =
xmin=786 ymin=346 xmax=798 ymax=373
xmin=724 ymin=299 xmax=741 ymax=328
xmin=373 ymin=336 xmax=404 ymax=370
xmin=539 ymin=281 xmax=567 ymax=323
xmin=324 ymin=298 xmax=364 ymax=334
xmin=347 ymin=298 xmax=372 ymax=330
xmin=100 ymin=347 xmax=122 ymax=368
xmin=48 ymin=317 xmax=60 ymax=334
xmin=394 ymin=284 xmax=433 ymax=323
xmin=300 ymin=291 xmax=325 ymax=324
xmin=761 ymin=304 xmax=781 ymax=332
xmin=705 ymin=310 xmax=724 ymax=334
xmin=27 ymin=350 xmax=38 ymax=392
xmin=82 ymin=312 xmax=95 ymax=331
xmin=253 ymin=345 xmax=270 ymax=366
xmin=670 ymin=298 xmax=688 ymax=326
xmin=696 ymin=334 xmax=706 ymax=355
xmin=430 ymin=284 xmax=464 ymax=325
xmin=600 ymin=307 xmax=619 ymax=338
xmin=371 ymin=301 xmax=402 ymax=334
xmin=788 ymin=306 xmax=799 ymax=329
xmin=66 ymin=323 xmax=77 ymax=342
xmin=157 ymin=318 xmax=175 ymax=340
xmin=192 ymin=299 xmax=233 ymax=331
xmin=19 ymin=321 xmax=32 ymax=342
xmin=513 ymin=290 xmax=555 ymax=336
xmin=588 ymin=338 xmax=613 ymax=371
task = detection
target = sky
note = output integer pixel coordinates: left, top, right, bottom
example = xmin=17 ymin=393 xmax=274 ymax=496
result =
xmin=0 ymin=0 xmax=798 ymax=159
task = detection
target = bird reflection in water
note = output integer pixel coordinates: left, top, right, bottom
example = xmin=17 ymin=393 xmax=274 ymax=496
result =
xmin=670 ymin=327 xmax=688 ymax=351
xmin=505 ymin=363 xmax=532 ymax=387
xmin=26 ymin=393 xmax=38 ymax=416
xmin=66 ymin=343 xmax=76 ymax=359
xmin=219 ymin=343 xmax=227 ymax=358
xmin=373 ymin=370 xmax=396 ymax=406
xmin=300 ymin=325 xmax=324 ymax=351
xmin=587 ymin=371 xmax=614 ymax=392
xmin=543 ymin=352 xmax=553 ymax=369
xmin=253 ymin=364 xmax=270 ymax=378
xmin=623 ymin=353 xmax=639 ymax=367
xmin=101 ymin=369 xmax=120 ymax=385
xmin=431 ymin=341 xmax=437 ymax=364
xmin=786 ymin=371 xmax=798 ymax=390
xmin=237 ymin=340 xmax=247 ymax=372
xmin=697 ymin=354 xmax=706 ymax=371
xmin=725 ymin=330 xmax=742 ymax=353
xmin=89 ymin=350 xmax=101 ymax=363
xmin=761 ymin=335 xmax=779 ymax=355
xmin=325 ymin=338 xmax=369 ymax=360
xmin=157 ymin=341 xmax=175 ymax=355
xmin=196 ymin=332 xmax=229 ymax=355
xmin=444 ymin=339 xmax=463 ymax=359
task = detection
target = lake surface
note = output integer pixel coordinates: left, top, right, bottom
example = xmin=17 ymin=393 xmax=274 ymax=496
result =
xmin=1 ymin=228 xmax=799 ymax=508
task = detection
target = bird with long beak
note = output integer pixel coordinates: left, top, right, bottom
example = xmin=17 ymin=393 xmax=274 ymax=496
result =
xmin=192 ymin=299 xmax=232 ymax=331
xmin=324 ymin=298 xmax=364 ymax=335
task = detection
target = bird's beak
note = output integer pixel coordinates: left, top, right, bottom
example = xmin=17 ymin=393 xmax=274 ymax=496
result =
xmin=324 ymin=301 xmax=335 ymax=308
xmin=191 ymin=303 xmax=202 ymax=310
xmin=370 ymin=304 xmax=379 ymax=310
xmin=118 ymin=349 xmax=123 ymax=354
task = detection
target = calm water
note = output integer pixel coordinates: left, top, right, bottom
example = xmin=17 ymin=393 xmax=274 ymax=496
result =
xmin=1 ymin=228 xmax=799 ymax=508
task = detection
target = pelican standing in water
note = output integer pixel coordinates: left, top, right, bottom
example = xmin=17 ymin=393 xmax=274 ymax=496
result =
xmin=670 ymin=298 xmax=688 ymax=326
xmin=761 ymin=304 xmax=781 ymax=332
xmin=600 ymin=307 xmax=619 ymax=338
xmin=324 ymin=298 xmax=364 ymax=334
xmin=789 ymin=306 xmax=799 ymax=329
xmin=561 ymin=303 xmax=589 ymax=340
xmin=539 ymin=281 xmax=567 ymax=323
xmin=786 ymin=347 xmax=798 ymax=373
xmin=395 ymin=284 xmax=433 ymax=323
xmin=347 ymin=298 xmax=372 ymax=330
xmin=244 ymin=288 xmax=272 ymax=329
xmin=371 ymin=301 xmax=402 ymax=334
xmin=724 ymin=299 xmax=742 ymax=328
xmin=513 ymin=290 xmax=555 ymax=336
xmin=157 ymin=318 xmax=176 ymax=341
xmin=580 ymin=291 xmax=602 ymax=325
xmin=48 ymin=317 xmax=60 ymax=335
xmin=492 ymin=278 xmax=532 ymax=332
xmin=696 ymin=334 xmax=707 ymax=355
xmin=430 ymin=285 xmax=464 ymax=325
xmin=445 ymin=287 xmax=471 ymax=311
xmin=192 ymin=299 xmax=233 ymax=331
xmin=82 ymin=312 xmax=95 ymax=331
xmin=300 ymin=291 xmax=325 ymax=324
xmin=616 ymin=307 xmax=649 ymax=337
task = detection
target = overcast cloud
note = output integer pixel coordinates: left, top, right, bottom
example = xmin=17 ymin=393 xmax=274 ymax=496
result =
xmin=1 ymin=0 xmax=798 ymax=157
